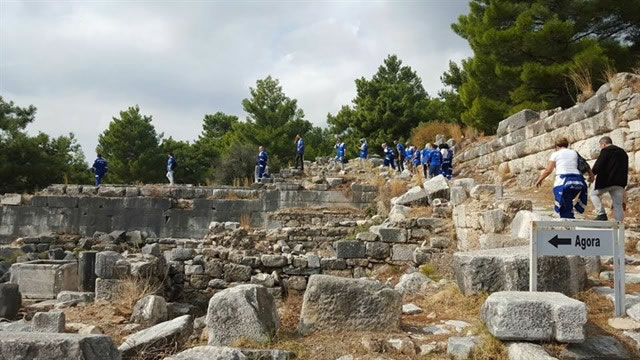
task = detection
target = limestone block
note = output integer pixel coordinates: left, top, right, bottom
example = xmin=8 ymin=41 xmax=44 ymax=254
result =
xmin=335 ymin=241 xmax=366 ymax=259
xmin=0 ymin=284 xmax=21 ymax=319
xmin=366 ymin=242 xmax=390 ymax=259
xmin=98 ymin=186 xmax=125 ymax=197
xmin=10 ymin=260 xmax=78 ymax=299
xmin=561 ymin=336 xmax=630 ymax=359
xmin=260 ymin=255 xmax=288 ymax=267
xmin=0 ymin=193 xmax=21 ymax=206
xmin=119 ymin=315 xmax=193 ymax=357
xmin=392 ymin=186 xmax=428 ymax=206
xmin=481 ymin=209 xmax=506 ymax=233
xmin=0 ymin=332 xmax=120 ymax=360
xmin=452 ymin=178 xmax=475 ymax=192
xmin=423 ymin=175 xmax=450 ymax=201
xmin=479 ymin=233 xmax=526 ymax=249
xmin=307 ymin=255 xmax=320 ymax=268
xmin=394 ymin=272 xmax=432 ymax=295
xmin=447 ymin=336 xmax=481 ymax=360
xmin=32 ymin=311 xmax=66 ymax=333
xmin=95 ymin=251 xmax=125 ymax=279
xmin=206 ymin=285 xmax=279 ymax=345
xmin=131 ymin=295 xmax=168 ymax=327
xmin=299 ymin=275 xmax=401 ymax=334
xmin=391 ymin=244 xmax=418 ymax=262
xmin=165 ymin=248 xmax=196 ymax=262
xmin=388 ymin=204 xmax=410 ymax=222
xmin=496 ymin=109 xmax=539 ymax=136
xmin=507 ymin=342 xmax=559 ymax=360
xmin=470 ymin=184 xmax=503 ymax=200
xmin=450 ymin=186 xmax=468 ymax=206
xmin=95 ymin=278 xmax=123 ymax=301
xmin=511 ymin=210 xmax=545 ymax=239
xmin=376 ymin=228 xmax=406 ymax=243
xmin=482 ymin=291 xmax=587 ymax=342
xmin=454 ymin=246 xmax=587 ymax=296
xmin=223 ymin=263 xmax=251 ymax=282
xmin=56 ymin=291 xmax=94 ymax=304
xmin=320 ymin=257 xmax=346 ymax=270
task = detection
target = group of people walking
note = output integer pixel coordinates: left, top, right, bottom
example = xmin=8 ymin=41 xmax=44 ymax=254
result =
xmin=90 ymin=153 xmax=177 ymax=186
xmin=535 ymin=136 xmax=629 ymax=221
xmin=380 ymin=140 xmax=453 ymax=179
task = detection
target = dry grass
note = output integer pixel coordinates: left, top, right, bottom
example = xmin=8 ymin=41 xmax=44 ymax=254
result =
xmin=390 ymin=178 xmax=408 ymax=198
xmin=568 ymin=63 xmax=594 ymax=102
xmin=117 ymin=276 xmax=163 ymax=310
xmin=225 ymin=191 xmax=240 ymax=200
xmin=411 ymin=122 xmax=463 ymax=147
xmin=232 ymin=177 xmax=251 ymax=187
xmin=602 ymin=64 xmax=618 ymax=86
xmin=408 ymin=206 xmax=433 ymax=218
xmin=413 ymin=168 xmax=425 ymax=188
xmin=239 ymin=213 xmax=251 ymax=229
xmin=141 ymin=184 xmax=169 ymax=198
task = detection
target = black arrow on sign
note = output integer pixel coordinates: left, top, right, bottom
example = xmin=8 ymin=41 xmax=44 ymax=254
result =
xmin=548 ymin=235 xmax=572 ymax=248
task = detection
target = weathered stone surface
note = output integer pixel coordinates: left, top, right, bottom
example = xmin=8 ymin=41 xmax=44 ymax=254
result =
xmin=1 ymin=193 xmax=21 ymax=206
xmin=478 ymin=233 xmax=525 ymax=249
xmin=95 ymin=251 xmax=125 ymax=279
xmin=0 ymin=283 xmax=21 ymax=319
xmin=450 ymin=186 xmax=468 ymax=205
xmin=470 ymin=184 xmax=503 ymax=200
xmin=608 ymin=317 xmax=640 ymax=330
xmin=335 ymin=240 xmax=366 ymax=259
xmin=561 ymin=336 xmax=630 ymax=359
xmin=402 ymin=303 xmax=423 ymax=315
xmin=496 ymin=109 xmax=539 ymax=136
xmin=260 ymin=255 xmax=288 ymax=268
xmin=223 ymin=263 xmax=252 ymax=282
xmin=56 ymin=291 xmax=94 ymax=304
xmin=377 ymin=228 xmax=406 ymax=243
xmin=388 ymin=204 xmax=409 ymax=222
xmin=455 ymin=246 xmax=587 ymax=296
xmin=391 ymin=244 xmax=418 ymax=262
xmin=165 ymin=346 xmax=247 ymax=360
xmin=392 ymin=186 xmax=428 ymax=206
xmin=423 ymin=175 xmax=450 ymax=201
xmin=366 ymin=242 xmax=390 ymax=259
xmin=395 ymin=272 xmax=432 ymax=295
xmin=119 ymin=315 xmax=193 ymax=357
xmin=511 ymin=210 xmax=545 ymax=239
xmin=507 ymin=342 xmax=558 ymax=360
xmin=0 ymin=332 xmax=120 ymax=360
xmin=165 ymin=248 xmax=196 ymax=261
xmin=131 ymin=295 xmax=168 ymax=327
xmin=482 ymin=291 xmax=587 ymax=342
xmin=95 ymin=278 xmax=123 ymax=301
xmin=32 ymin=311 xmax=66 ymax=333
xmin=10 ymin=260 xmax=78 ymax=299
xmin=299 ymin=275 xmax=401 ymax=334
xmin=447 ymin=336 xmax=481 ymax=360
xmin=206 ymin=284 xmax=279 ymax=346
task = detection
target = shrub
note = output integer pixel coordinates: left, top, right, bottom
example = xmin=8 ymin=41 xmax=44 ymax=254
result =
xmin=568 ymin=63 xmax=594 ymax=102
xmin=410 ymin=121 xmax=463 ymax=147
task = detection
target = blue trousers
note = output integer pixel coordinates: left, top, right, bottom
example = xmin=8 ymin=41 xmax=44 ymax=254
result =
xmin=553 ymin=175 xmax=587 ymax=219
xmin=384 ymin=159 xmax=395 ymax=170
xmin=429 ymin=165 xmax=441 ymax=177
xmin=258 ymin=165 xmax=265 ymax=180
xmin=95 ymin=175 xmax=103 ymax=185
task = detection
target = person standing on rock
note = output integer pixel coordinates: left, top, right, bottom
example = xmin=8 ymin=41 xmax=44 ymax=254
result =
xmin=333 ymin=138 xmax=346 ymax=171
xmin=359 ymin=138 xmax=368 ymax=167
xmin=591 ymin=136 xmax=628 ymax=221
xmin=429 ymin=143 xmax=442 ymax=177
xmin=257 ymin=146 xmax=268 ymax=182
xmin=422 ymin=144 xmax=431 ymax=178
xmin=534 ymin=137 xmax=593 ymax=219
xmin=91 ymin=154 xmax=108 ymax=186
xmin=412 ymin=145 xmax=421 ymax=173
xmin=382 ymin=143 xmax=395 ymax=170
xmin=394 ymin=140 xmax=405 ymax=172
xmin=294 ymin=134 xmax=304 ymax=171
xmin=440 ymin=143 xmax=453 ymax=180
xmin=166 ymin=153 xmax=176 ymax=186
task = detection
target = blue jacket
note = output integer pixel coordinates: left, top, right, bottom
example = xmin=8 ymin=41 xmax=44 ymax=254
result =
xmin=443 ymin=148 xmax=453 ymax=164
xmin=297 ymin=138 xmax=304 ymax=155
xmin=396 ymin=143 xmax=405 ymax=158
xmin=422 ymin=149 xmax=431 ymax=165
xmin=92 ymin=157 xmax=108 ymax=176
xmin=405 ymin=147 xmax=414 ymax=160
xmin=384 ymin=146 xmax=395 ymax=161
xmin=413 ymin=149 xmax=421 ymax=165
xmin=360 ymin=143 xmax=368 ymax=158
xmin=430 ymin=149 xmax=442 ymax=166
xmin=167 ymin=156 xmax=176 ymax=172
xmin=336 ymin=143 xmax=346 ymax=158
xmin=257 ymin=151 xmax=268 ymax=167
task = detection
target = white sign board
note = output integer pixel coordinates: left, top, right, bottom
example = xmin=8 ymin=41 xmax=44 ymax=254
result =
xmin=536 ymin=229 xmax=613 ymax=256
xmin=530 ymin=220 xmax=625 ymax=316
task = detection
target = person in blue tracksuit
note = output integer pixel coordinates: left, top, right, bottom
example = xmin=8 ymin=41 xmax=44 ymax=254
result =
xmin=394 ymin=140 xmax=405 ymax=172
xmin=412 ymin=145 xmax=421 ymax=172
xmin=359 ymin=138 xmax=368 ymax=167
xmin=333 ymin=138 xmax=346 ymax=170
xmin=429 ymin=144 xmax=442 ymax=177
xmin=91 ymin=154 xmax=108 ymax=186
xmin=535 ymin=137 xmax=592 ymax=218
xmin=295 ymin=134 xmax=305 ymax=171
xmin=382 ymin=143 xmax=395 ymax=170
xmin=422 ymin=144 xmax=431 ymax=178
xmin=166 ymin=153 xmax=176 ymax=185
xmin=440 ymin=143 xmax=453 ymax=179
xmin=257 ymin=146 xmax=268 ymax=182
xmin=405 ymin=145 xmax=414 ymax=172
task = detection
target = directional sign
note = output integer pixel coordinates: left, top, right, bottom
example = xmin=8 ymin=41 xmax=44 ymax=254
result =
xmin=537 ymin=229 xmax=613 ymax=256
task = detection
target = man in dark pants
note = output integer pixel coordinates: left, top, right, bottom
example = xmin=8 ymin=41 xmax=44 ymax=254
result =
xmin=394 ymin=140 xmax=405 ymax=172
xmin=591 ymin=136 xmax=628 ymax=221
xmin=295 ymin=134 xmax=304 ymax=171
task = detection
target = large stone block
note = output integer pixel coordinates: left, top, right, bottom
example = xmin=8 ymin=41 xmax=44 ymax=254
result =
xmin=119 ymin=315 xmax=193 ymax=357
xmin=299 ymin=275 xmax=401 ymax=334
xmin=206 ymin=284 xmax=279 ymax=345
xmin=376 ymin=228 xmax=406 ymax=243
xmin=335 ymin=240 xmax=366 ymax=259
xmin=391 ymin=186 xmax=428 ymax=206
xmin=423 ymin=175 xmax=450 ymax=202
xmin=131 ymin=295 xmax=168 ymax=327
xmin=482 ymin=291 xmax=586 ymax=342
xmin=10 ymin=260 xmax=78 ymax=299
xmin=391 ymin=244 xmax=418 ymax=262
xmin=166 ymin=346 xmax=296 ymax=360
xmin=496 ymin=109 xmax=539 ymax=136
xmin=32 ymin=311 xmax=66 ymax=333
xmin=454 ymin=246 xmax=587 ymax=296
xmin=506 ymin=342 xmax=558 ymax=360
xmin=0 ymin=332 xmax=121 ymax=360
xmin=470 ymin=184 xmax=503 ymax=200
xmin=95 ymin=251 xmax=125 ymax=279
xmin=0 ymin=284 xmax=21 ymax=319
xmin=95 ymin=278 xmax=123 ymax=301
xmin=511 ymin=210 xmax=545 ymax=239
xmin=366 ymin=242 xmax=390 ymax=259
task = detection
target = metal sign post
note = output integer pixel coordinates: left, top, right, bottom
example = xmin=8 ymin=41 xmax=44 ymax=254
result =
xmin=530 ymin=220 xmax=625 ymax=317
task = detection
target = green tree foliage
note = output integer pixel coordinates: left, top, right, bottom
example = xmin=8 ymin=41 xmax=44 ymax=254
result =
xmin=452 ymin=0 xmax=640 ymax=133
xmin=96 ymin=106 xmax=164 ymax=184
xmin=161 ymin=138 xmax=209 ymax=185
xmin=214 ymin=141 xmax=259 ymax=185
xmin=0 ymin=96 xmax=91 ymax=193
xmin=240 ymin=76 xmax=315 ymax=169
xmin=327 ymin=55 xmax=432 ymax=157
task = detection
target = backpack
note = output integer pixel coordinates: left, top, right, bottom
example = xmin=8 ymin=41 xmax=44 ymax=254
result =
xmin=171 ymin=159 xmax=178 ymax=170
xmin=576 ymin=152 xmax=590 ymax=174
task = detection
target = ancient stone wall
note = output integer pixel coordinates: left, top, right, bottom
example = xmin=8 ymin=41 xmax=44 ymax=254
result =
xmin=0 ymin=183 xmax=377 ymax=243
xmin=456 ymin=73 xmax=640 ymax=184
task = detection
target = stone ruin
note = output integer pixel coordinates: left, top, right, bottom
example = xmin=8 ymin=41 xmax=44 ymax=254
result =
xmin=0 ymin=73 xmax=639 ymax=359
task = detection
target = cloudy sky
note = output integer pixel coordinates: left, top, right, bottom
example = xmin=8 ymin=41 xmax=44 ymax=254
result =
xmin=1 ymin=0 xmax=472 ymax=159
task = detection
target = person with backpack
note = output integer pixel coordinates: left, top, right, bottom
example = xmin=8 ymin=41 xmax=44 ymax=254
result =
xmin=257 ymin=146 xmax=268 ymax=182
xmin=591 ymin=136 xmax=629 ymax=221
xmin=440 ymin=143 xmax=453 ymax=179
xmin=429 ymin=143 xmax=442 ymax=177
xmin=534 ymin=137 xmax=594 ymax=219
xmin=295 ymin=134 xmax=305 ymax=171
xmin=382 ymin=143 xmax=395 ymax=170
xmin=166 ymin=153 xmax=177 ymax=185
xmin=394 ymin=140 xmax=405 ymax=172
xmin=91 ymin=154 xmax=108 ymax=186
xmin=359 ymin=138 xmax=368 ymax=167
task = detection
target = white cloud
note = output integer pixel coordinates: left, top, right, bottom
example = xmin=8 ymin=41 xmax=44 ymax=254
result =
xmin=0 ymin=0 xmax=471 ymax=159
